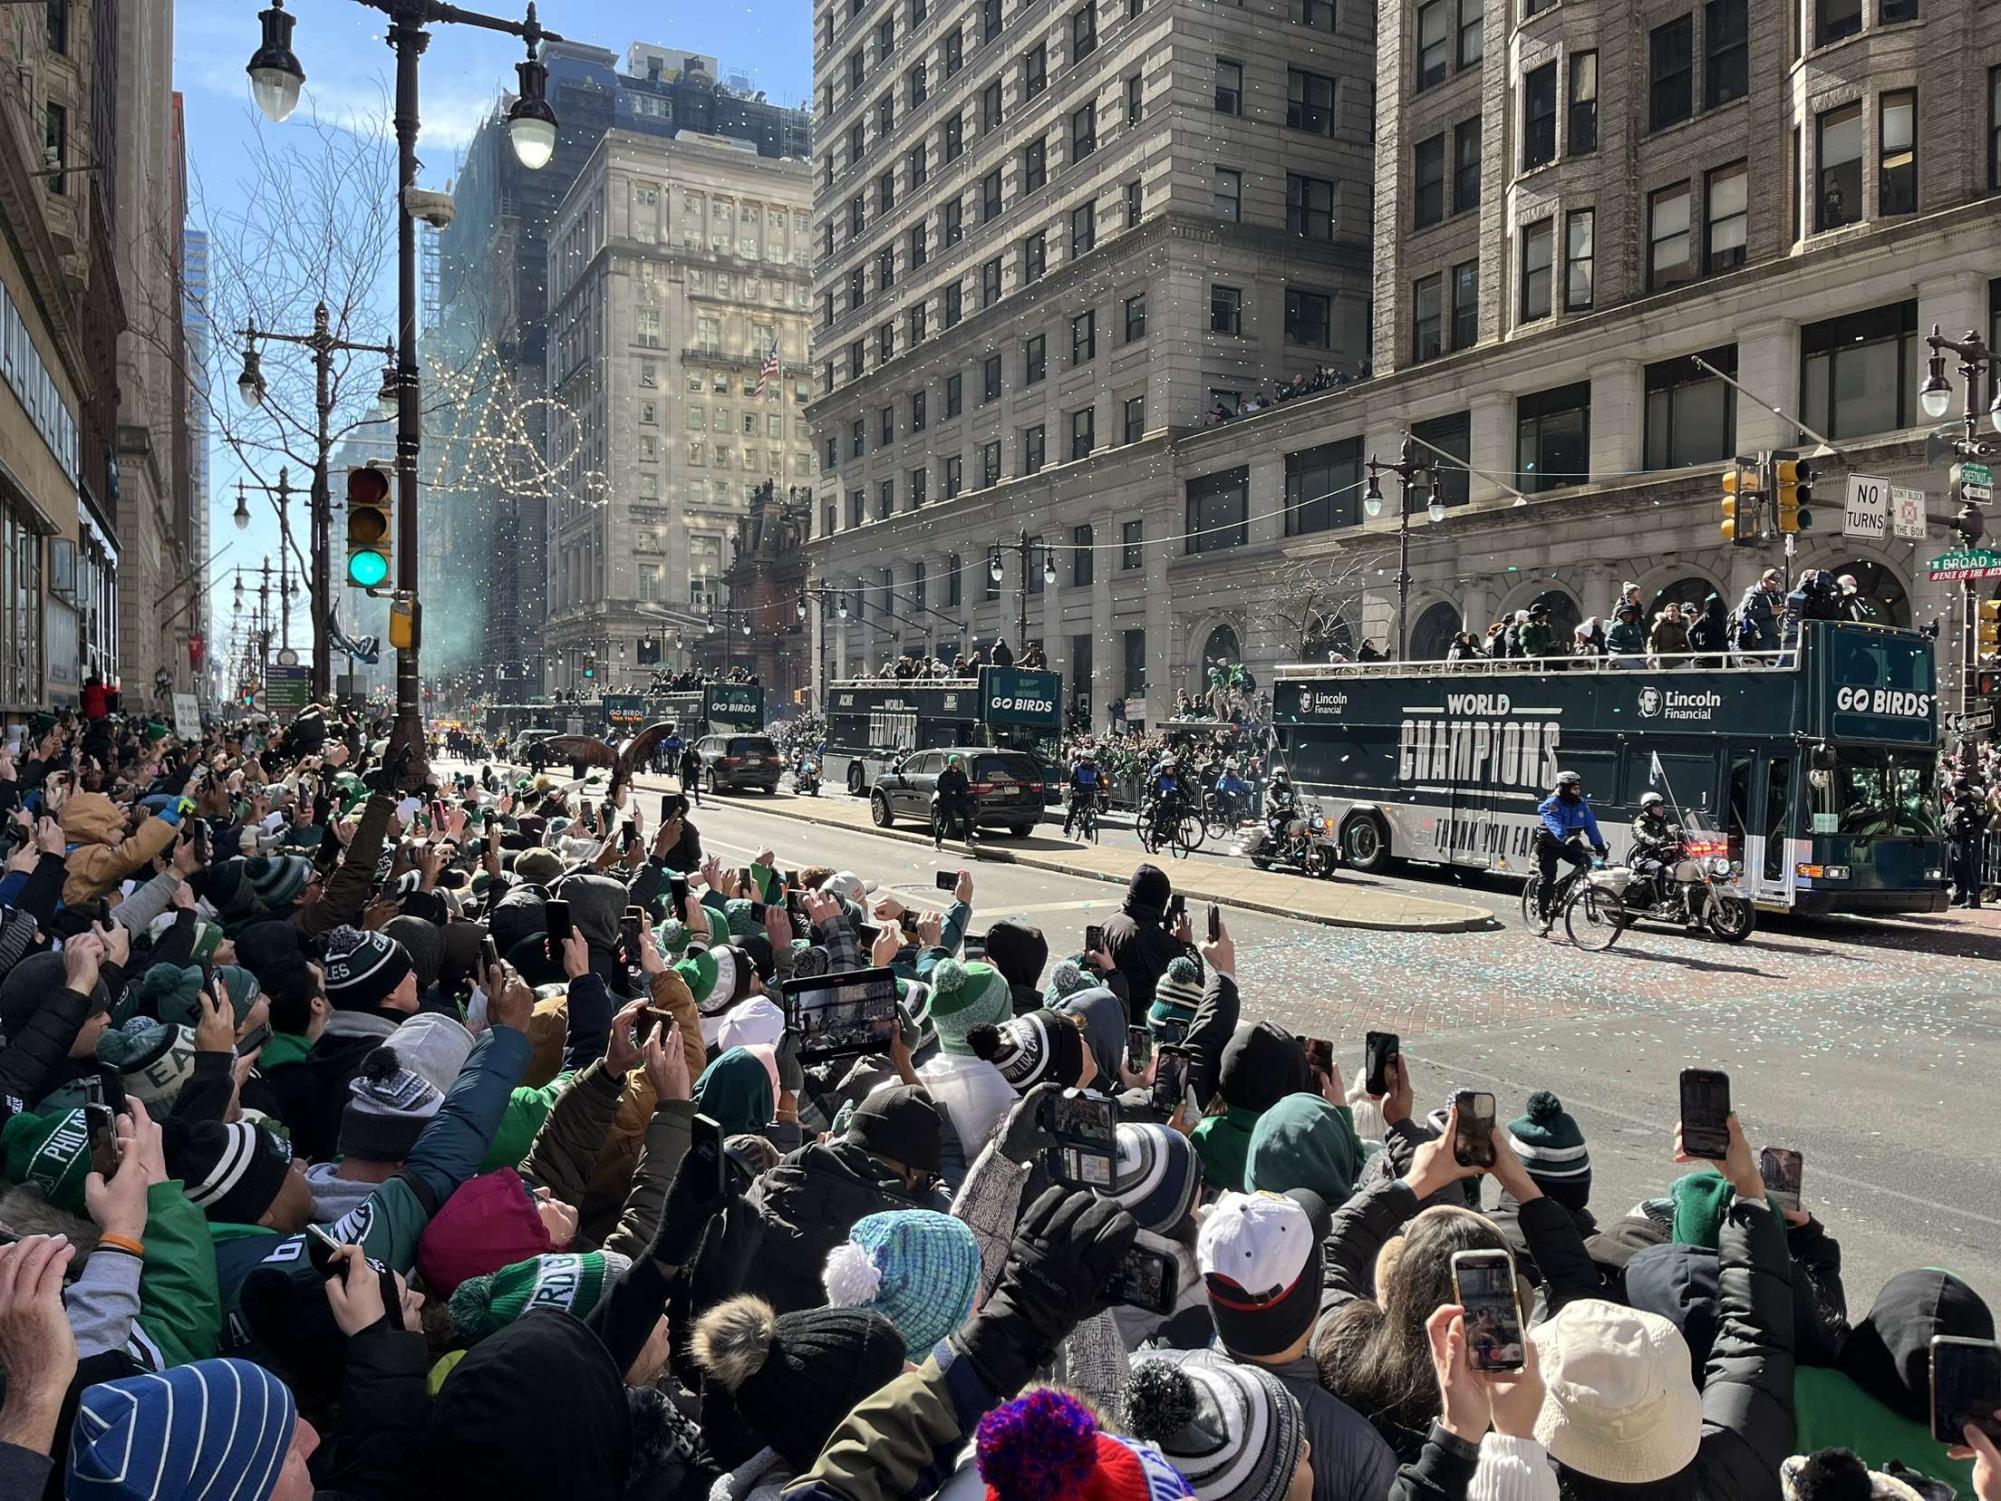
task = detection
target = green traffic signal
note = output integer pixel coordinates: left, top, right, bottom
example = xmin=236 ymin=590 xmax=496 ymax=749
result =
xmin=347 ymin=550 xmax=389 ymax=588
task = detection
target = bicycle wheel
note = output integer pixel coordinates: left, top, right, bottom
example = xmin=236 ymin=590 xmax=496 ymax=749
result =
xmin=1136 ymin=807 xmax=1156 ymax=853
xmin=1563 ymin=881 xmax=1627 ymax=951
xmin=1519 ymin=877 xmax=1545 ymax=931
xmin=1168 ymin=816 xmax=1196 ymax=858
xmin=1180 ymin=810 xmax=1207 ymax=853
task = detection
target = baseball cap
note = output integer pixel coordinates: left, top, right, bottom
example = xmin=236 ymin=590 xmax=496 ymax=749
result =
xmin=1195 ymin=1190 xmax=1326 ymax=1358
xmin=820 ymin=870 xmax=879 ymax=903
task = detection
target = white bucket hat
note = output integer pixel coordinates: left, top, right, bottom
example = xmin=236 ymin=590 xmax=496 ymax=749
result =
xmin=1530 ymin=1298 xmax=1703 ymax=1485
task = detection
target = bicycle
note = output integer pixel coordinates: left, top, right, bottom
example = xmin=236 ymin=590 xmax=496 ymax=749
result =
xmin=1066 ymin=791 xmax=1101 ymax=844
xmin=1519 ymin=859 xmax=1592 ymax=936
xmin=1141 ymin=800 xmax=1204 ymax=858
xmin=1201 ymin=789 xmax=1243 ymax=842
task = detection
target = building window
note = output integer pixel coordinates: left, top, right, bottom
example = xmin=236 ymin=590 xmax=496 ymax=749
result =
xmin=944 ymin=111 xmax=965 ymax=161
xmin=1520 ymin=218 xmax=1553 ymax=320
xmin=1072 ymin=3 xmax=1098 ymax=59
xmin=1124 ymin=177 xmax=1144 ymax=226
xmin=947 ymin=552 xmax=962 ymax=604
xmin=1285 ymin=438 xmax=1363 ymax=535
xmin=878 ymin=480 xmax=896 ymax=519
xmin=851 ymin=419 xmax=867 ymax=459
xmin=944 ymin=198 xmax=964 ymax=246
xmin=1459 ymin=0 xmax=1483 ymax=64
xmin=1450 ymin=260 xmax=1478 ymax=350
xmin=1650 ymin=16 xmax=1692 ymax=133
xmin=1416 ymin=0 xmax=1449 ymax=90
xmin=1548 ymin=68 xmax=1589 ymax=161
xmin=1800 ymin=300 xmax=1916 ymax=438
xmin=1817 ymin=101 xmax=1861 ymax=230
xmin=981 ymin=76 xmax=1004 ymax=132
xmin=1413 ymin=135 xmax=1446 ymax=227
xmin=850 ymin=122 xmax=866 ymax=165
xmin=1287 ymin=68 xmax=1335 ymax=134
xmin=1123 ymin=627 xmax=1147 ymax=696
xmin=1124 ymin=292 xmax=1148 ymax=341
xmin=912 ymin=389 xmax=928 ymax=431
xmin=981 ymin=169 xmax=1002 ymax=221
xmin=1210 ymin=284 xmax=1243 ymax=335
xmin=1186 ymin=467 xmax=1250 ymax=553
xmin=946 ymin=371 xmax=963 ymax=416
xmin=1073 ymin=523 xmax=1095 ymax=584
xmin=1070 ymin=407 xmax=1096 ymax=459
xmin=983 ymin=257 xmax=1003 ymax=304
xmin=909 ymin=143 xmax=928 ymax=187
xmin=1024 ymin=137 xmax=1046 ymax=191
xmin=945 ymin=455 xmax=964 ymax=497
xmin=1287 ymin=173 xmax=1335 ymax=239
xmin=910 ymin=224 xmax=929 ymax=269
xmin=1517 ymin=381 xmax=1592 ymax=494
xmin=1122 ymin=520 xmax=1143 ymax=570
xmin=1453 ymin=119 xmax=1481 ymax=211
xmin=47 ymin=0 xmax=67 ymax=52
xmin=1123 ymin=395 xmax=1145 ymax=443
xmin=1880 ymin=90 xmax=1916 ymax=215
xmin=1072 ymin=102 xmax=1098 ymax=158
xmin=878 ymin=93 xmax=896 ymax=135
xmin=1286 ymin=288 xmax=1332 ymax=348
xmin=877 ymin=246 xmax=897 ymax=292
xmin=1412 ymin=274 xmax=1444 ymax=362
xmin=910 ymin=62 xmax=928 ymax=105
xmin=1024 ymin=334 xmax=1047 ymax=384
xmin=1072 ymin=309 xmax=1096 ymax=363
xmin=1563 ymin=210 xmax=1595 ymax=310
xmin=1880 ymin=0 xmax=1916 ymax=20
xmin=42 ymin=102 xmax=68 ymax=194
xmin=1705 ymin=161 xmax=1747 ymax=271
xmin=983 ymin=353 xmax=1003 ymax=400
xmin=882 ymin=405 xmax=896 ymax=447
xmin=945 ymin=26 xmax=964 ymax=73
xmin=1215 ymin=58 xmax=1244 ymax=114
xmin=1126 ymin=72 xmax=1143 ymax=125
xmin=1704 ymin=0 xmax=1747 ymax=109
xmin=1295 ymin=0 xmax=1335 ymax=28
xmin=1990 ymin=68 xmax=2001 ymax=192
xmin=1523 ymin=63 xmax=1557 ymax=170
xmin=1071 ymin=200 xmax=1096 ymax=256
xmin=1648 ymin=182 xmax=1693 ymax=292
xmin=878 ymin=321 xmax=896 ymax=362
xmin=981 ymin=441 xmax=1002 ymax=486
xmin=1413 ymin=411 xmax=1471 ymax=508
xmin=1024 ymin=42 xmax=1047 ymax=97
xmin=1213 ymin=167 xmax=1242 ymax=221
xmin=1023 ymin=232 xmax=1046 ymax=282
xmin=878 ymin=170 xmax=897 ymax=215
xmin=945 ymin=281 xmax=963 ymax=327
xmin=1024 ymin=424 xmax=1046 ymax=473
xmin=1644 ymin=346 xmax=1736 ymax=469
xmin=912 ymin=561 xmax=927 ymax=607
xmin=849 ymin=49 xmax=866 ymax=86
xmin=983 ymin=0 xmax=1002 ymax=41
xmin=1817 ymin=0 xmax=1861 ymax=46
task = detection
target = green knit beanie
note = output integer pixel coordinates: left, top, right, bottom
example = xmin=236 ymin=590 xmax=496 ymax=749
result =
xmin=723 ymin=898 xmax=758 ymax=938
xmin=915 ymin=958 xmax=1012 ymax=1055
xmin=446 ymin=1250 xmax=632 ymax=1341
xmin=1669 ymin=1170 xmax=1780 ymax=1248
xmin=0 ymin=1108 xmax=92 ymax=1213
xmin=1148 ymin=955 xmax=1203 ymax=1028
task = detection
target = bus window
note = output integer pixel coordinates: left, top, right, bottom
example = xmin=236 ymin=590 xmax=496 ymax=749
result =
xmin=1726 ymin=753 xmax=1754 ymax=846
xmin=1624 ymin=752 xmax=1716 ymax=812
xmin=1761 ymin=757 xmax=1792 ymax=882
xmin=1811 ymin=747 xmax=1938 ymax=838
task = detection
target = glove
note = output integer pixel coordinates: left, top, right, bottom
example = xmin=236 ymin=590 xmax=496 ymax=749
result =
xmin=159 ymin=797 xmax=196 ymax=827
xmin=774 ymin=1029 xmax=804 ymax=1094
xmin=951 ymin=1186 xmax=1137 ymax=1399
xmin=649 ymin=1133 xmax=732 ymax=1269
xmin=997 ymin=1081 xmax=1060 ymax=1165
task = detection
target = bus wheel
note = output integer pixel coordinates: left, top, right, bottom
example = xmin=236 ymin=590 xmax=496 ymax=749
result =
xmin=847 ymin=763 xmax=866 ymax=796
xmin=1340 ymin=814 xmax=1390 ymax=873
xmin=870 ymin=791 xmax=896 ymax=828
xmin=1704 ymin=893 xmax=1756 ymax=943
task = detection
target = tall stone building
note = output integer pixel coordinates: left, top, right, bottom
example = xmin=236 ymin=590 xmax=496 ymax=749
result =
xmin=542 ymin=129 xmax=815 ymax=692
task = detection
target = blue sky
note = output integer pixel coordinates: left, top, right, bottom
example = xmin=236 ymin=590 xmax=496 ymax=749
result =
xmin=176 ymin=0 xmax=812 ymax=678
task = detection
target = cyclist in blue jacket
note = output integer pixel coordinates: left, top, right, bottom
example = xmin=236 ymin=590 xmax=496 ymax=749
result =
xmin=1064 ymin=752 xmax=1103 ymax=836
xmin=1534 ymin=770 xmax=1608 ymax=921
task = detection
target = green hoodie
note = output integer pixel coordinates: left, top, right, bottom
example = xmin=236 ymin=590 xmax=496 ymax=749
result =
xmin=1191 ymin=1103 xmax=1262 ymax=1194
xmin=1244 ymin=1094 xmax=1361 ymax=1203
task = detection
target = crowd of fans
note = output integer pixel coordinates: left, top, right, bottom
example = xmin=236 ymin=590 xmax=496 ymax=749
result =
xmin=1202 ymin=366 xmax=1373 ymax=427
xmin=1 ymin=704 xmax=1992 ymax=1501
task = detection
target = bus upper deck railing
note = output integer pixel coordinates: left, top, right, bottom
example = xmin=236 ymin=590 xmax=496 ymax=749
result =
xmin=830 ymin=676 xmax=984 ymax=690
xmin=1270 ymin=650 xmax=1797 ymax=682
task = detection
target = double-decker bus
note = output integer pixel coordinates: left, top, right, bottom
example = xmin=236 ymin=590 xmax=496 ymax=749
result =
xmin=1271 ymin=621 xmax=1946 ymax=915
xmin=823 ymin=666 xmax=1063 ymax=795
xmin=653 ymin=683 xmax=767 ymax=740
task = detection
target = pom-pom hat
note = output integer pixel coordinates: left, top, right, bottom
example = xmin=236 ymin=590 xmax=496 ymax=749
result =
xmin=976 ymin=1387 xmax=1197 ymax=1501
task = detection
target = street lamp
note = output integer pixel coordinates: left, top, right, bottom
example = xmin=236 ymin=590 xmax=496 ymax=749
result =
xmin=507 ymin=43 xmax=558 ymax=169
xmin=1362 ymin=438 xmax=1437 ymax=662
xmin=1921 ymin=347 xmax=1954 ymax=422
xmin=236 ymin=344 xmax=265 ymax=409
xmin=246 ymin=2 xmax=306 ymax=124
xmin=233 ymin=486 xmax=252 ymax=531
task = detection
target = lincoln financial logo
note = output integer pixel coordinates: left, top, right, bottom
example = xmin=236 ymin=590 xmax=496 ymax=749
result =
xmin=1638 ymin=687 xmax=1722 ymax=721
xmin=1398 ymin=693 xmax=1560 ymax=790
xmin=1303 ymin=689 xmax=1349 ymax=715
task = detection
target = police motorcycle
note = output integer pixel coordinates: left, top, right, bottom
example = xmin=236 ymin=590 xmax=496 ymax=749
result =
xmin=1563 ymin=809 xmax=1756 ymax=951
xmin=1239 ymin=799 xmax=1339 ymax=880
xmin=792 ymin=758 xmax=821 ymax=796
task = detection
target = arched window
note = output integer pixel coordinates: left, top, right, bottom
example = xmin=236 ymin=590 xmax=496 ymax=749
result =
xmin=1302 ymin=610 xmax=1354 ymax=662
xmin=1200 ymin=624 xmax=1242 ymax=670
xmin=1648 ymin=576 xmax=1718 ymax=619
xmin=1531 ymin=589 xmax=1581 ymax=643
xmin=1410 ymin=601 xmax=1461 ymax=661
xmin=1824 ymin=561 xmax=1909 ymax=626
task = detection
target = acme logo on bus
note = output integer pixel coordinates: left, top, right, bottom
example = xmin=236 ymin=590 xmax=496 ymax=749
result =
xmin=1397 ymin=694 xmax=1560 ymax=790
xmin=1835 ymin=685 xmax=1932 ymax=717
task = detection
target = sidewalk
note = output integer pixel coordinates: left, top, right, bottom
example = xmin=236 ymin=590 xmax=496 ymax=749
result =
xmin=622 ymin=774 xmax=1496 ymax=934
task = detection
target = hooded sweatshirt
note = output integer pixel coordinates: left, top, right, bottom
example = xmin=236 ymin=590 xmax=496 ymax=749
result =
xmin=60 ymin=792 xmax=181 ymax=906
xmin=1193 ymin=1022 xmax=1312 ymax=1193
xmin=1244 ymin=1093 xmax=1362 ymax=1204
xmin=1794 ymin=1269 xmax=1986 ymax=1493
xmin=982 ymin=921 xmax=1048 ymax=1014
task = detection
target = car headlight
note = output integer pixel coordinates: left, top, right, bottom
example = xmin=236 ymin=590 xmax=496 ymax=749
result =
xmin=1708 ymin=855 xmax=1732 ymax=877
xmin=1926 ymin=867 xmax=1944 ymax=881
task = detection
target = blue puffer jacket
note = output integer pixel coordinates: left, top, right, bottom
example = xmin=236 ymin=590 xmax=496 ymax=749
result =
xmin=1537 ymin=793 xmax=1605 ymax=850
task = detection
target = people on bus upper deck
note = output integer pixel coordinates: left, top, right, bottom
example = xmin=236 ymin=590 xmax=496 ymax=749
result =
xmin=1445 ymin=631 xmax=1481 ymax=662
xmin=1357 ymin=639 xmax=1384 ymax=661
xmin=1574 ymin=616 xmax=1607 ymax=656
xmin=1019 ymin=641 xmax=1046 ymax=669
xmin=1650 ymin=603 xmax=1692 ymax=667
xmin=1837 ymin=573 xmax=1876 ymax=622
xmin=990 ymin=636 xmax=1015 ymax=667
xmin=1737 ymin=569 xmax=1785 ymax=653
xmin=1606 ymin=603 xmax=1648 ymax=666
xmin=1689 ymin=593 xmax=1730 ymax=663
xmin=1519 ymin=604 xmax=1556 ymax=661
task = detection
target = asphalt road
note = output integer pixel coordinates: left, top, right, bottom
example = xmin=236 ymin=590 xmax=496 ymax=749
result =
xmin=490 ymin=763 xmax=2001 ymax=1311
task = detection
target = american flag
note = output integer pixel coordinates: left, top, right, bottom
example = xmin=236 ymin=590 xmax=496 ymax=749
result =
xmin=753 ymin=339 xmax=781 ymax=398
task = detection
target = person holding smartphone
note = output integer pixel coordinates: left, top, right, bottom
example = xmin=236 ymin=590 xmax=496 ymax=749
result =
xmin=1098 ymin=863 xmax=1197 ymax=1020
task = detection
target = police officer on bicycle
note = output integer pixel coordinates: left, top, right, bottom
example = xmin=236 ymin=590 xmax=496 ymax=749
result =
xmin=1064 ymin=751 xmax=1103 ymax=837
xmin=1535 ymin=771 xmax=1607 ymax=921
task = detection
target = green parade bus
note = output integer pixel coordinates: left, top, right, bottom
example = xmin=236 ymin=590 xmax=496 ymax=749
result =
xmin=1270 ymin=620 xmax=1947 ymax=915
xmin=823 ymin=666 xmax=1063 ymax=796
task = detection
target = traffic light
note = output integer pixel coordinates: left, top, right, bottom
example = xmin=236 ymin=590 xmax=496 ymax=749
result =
xmin=1721 ymin=462 xmax=1759 ymax=546
xmin=1979 ymin=598 xmax=2001 ymax=656
xmin=1773 ymin=454 xmax=1814 ymax=534
xmin=345 ymin=466 xmax=392 ymax=588
xmin=582 ymin=652 xmax=596 ymax=681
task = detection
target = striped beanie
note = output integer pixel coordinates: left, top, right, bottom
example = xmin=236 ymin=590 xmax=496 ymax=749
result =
xmin=447 ymin=1250 xmax=632 ymax=1341
xmin=246 ymin=854 xmax=315 ymax=910
xmin=1121 ymin=1350 xmax=1306 ymax=1501
xmin=0 ymin=1107 xmax=92 ymax=1213
xmin=170 ymin=1120 xmax=296 ymax=1226
xmin=822 ymin=1208 xmax=981 ymax=1357
xmin=95 ymin=1022 xmax=198 ymax=1106
xmin=976 ymin=1386 xmax=1196 ymax=1501
xmin=1041 ymin=958 xmax=1096 ymax=1009
xmin=1149 ymin=956 xmax=1203 ymax=1029
xmin=968 ymin=1010 xmax=1085 ymax=1092
xmin=323 ymin=926 xmax=413 ymax=1012
xmin=339 ymin=1047 xmax=444 ymax=1162
xmin=1107 ymin=1123 xmax=1202 ymax=1236
xmin=68 ymin=1358 xmax=297 ymax=1501
xmin=913 ymin=958 xmax=1012 ymax=1055
xmin=1507 ymin=1091 xmax=1590 ymax=1207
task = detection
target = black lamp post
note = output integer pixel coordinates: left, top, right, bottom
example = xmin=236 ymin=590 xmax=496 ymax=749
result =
xmin=1363 ymin=437 xmax=1442 ymax=662
xmin=988 ymin=530 xmax=1056 ymax=656
xmin=247 ymin=0 xmax=563 ymax=773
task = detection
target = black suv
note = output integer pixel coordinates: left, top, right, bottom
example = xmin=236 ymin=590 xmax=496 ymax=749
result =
xmin=868 ymin=749 xmax=1046 ymax=837
xmin=690 ymin=733 xmax=782 ymax=794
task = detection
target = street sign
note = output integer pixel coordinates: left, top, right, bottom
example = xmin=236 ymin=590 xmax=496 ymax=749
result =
xmin=1891 ymin=485 xmax=1927 ymax=540
xmin=1958 ymin=461 xmax=1994 ymax=503
xmin=171 ymin=693 xmax=202 ymax=741
xmin=1952 ymin=707 xmax=1995 ymax=734
xmin=1843 ymin=473 xmax=1888 ymax=540
xmin=1925 ymin=547 xmax=2001 ymax=582
xmin=264 ymin=664 xmax=311 ymax=712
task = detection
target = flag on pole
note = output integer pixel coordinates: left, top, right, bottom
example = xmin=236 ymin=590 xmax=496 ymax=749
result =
xmin=1649 ymin=750 xmax=1665 ymax=787
xmin=753 ymin=339 xmax=781 ymax=398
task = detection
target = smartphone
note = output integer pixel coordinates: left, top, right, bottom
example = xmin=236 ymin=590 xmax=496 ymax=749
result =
xmin=935 ymin=870 xmax=958 ymax=891
xmin=1206 ymin=902 xmax=1220 ymax=943
xmin=1150 ymin=1047 xmax=1190 ymax=1116
xmin=1126 ymin=1024 xmax=1152 ymax=1072
xmin=1106 ymin=1243 xmax=1180 ymax=1314
xmin=1931 ymin=1336 xmax=2001 ymax=1445
xmin=1452 ymin=1089 xmax=1496 ymax=1168
xmin=1152 ymin=1017 xmax=1189 ymax=1050
xmin=1364 ymin=1031 xmax=1400 ymax=1097
xmin=739 ymin=866 xmax=756 ymax=896
xmin=431 ymin=800 xmax=447 ymax=830
xmin=621 ymin=906 xmax=645 ymax=962
xmin=1759 ymin=1147 xmax=1803 ymax=1214
xmin=1298 ymin=1036 xmax=1334 ymax=1086
xmin=235 ymin=1023 xmax=271 ymax=1058
xmin=1452 ymin=1249 xmax=1526 ymax=1372
xmin=961 ymin=931 xmax=986 ymax=962
xmin=1679 ymin=1068 xmax=1732 ymax=1160
xmin=895 ymin=910 xmax=919 ymax=934
xmin=304 ymin=1222 xmax=343 ymax=1278
xmin=1048 ymin=1089 xmax=1118 ymax=1189
xmin=622 ymin=819 xmax=639 ymax=850
xmin=544 ymin=899 xmax=573 ymax=943
xmin=660 ymin=794 xmax=674 ymax=823
xmin=689 ymin=1112 xmax=729 ymax=1197
xmin=634 ymin=1006 xmax=672 ymax=1045
xmin=1085 ymin=923 xmax=1104 ymax=953
xmin=83 ymin=1102 xmax=118 ymax=1180
xmin=781 ymin=968 xmax=900 ymax=1063
xmin=1166 ymin=893 xmax=1186 ymax=927
xmin=668 ymin=874 xmax=690 ymax=911
xmin=749 ymin=901 xmax=769 ymax=923
xmin=480 ymin=935 xmax=502 ymax=976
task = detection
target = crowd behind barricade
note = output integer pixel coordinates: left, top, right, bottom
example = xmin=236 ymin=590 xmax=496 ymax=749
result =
xmin=1 ymin=703 xmax=1995 ymax=1501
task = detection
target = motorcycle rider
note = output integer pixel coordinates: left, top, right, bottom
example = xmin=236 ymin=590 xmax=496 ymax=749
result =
xmin=1534 ymin=770 xmax=1608 ymax=922
xmin=1628 ymin=791 xmax=1685 ymax=913
xmin=933 ymin=750 xmax=976 ymax=849
xmin=1064 ymin=750 xmax=1104 ymax=836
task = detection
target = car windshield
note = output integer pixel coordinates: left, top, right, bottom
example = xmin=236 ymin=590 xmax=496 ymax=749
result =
xmin=728 ymin=737 xmax=776 ymax=756
xmin=1812 ymin=747 xmax=1938 ymax=838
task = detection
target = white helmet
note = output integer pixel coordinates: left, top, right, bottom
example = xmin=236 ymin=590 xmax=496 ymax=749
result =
xmin=1640 ymin=791 xmax=1665 ymax=810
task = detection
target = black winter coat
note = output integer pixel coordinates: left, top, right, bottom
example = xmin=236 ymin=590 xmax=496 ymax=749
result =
xmin=1100 ymin=899 xmax=1189 ymax=1022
